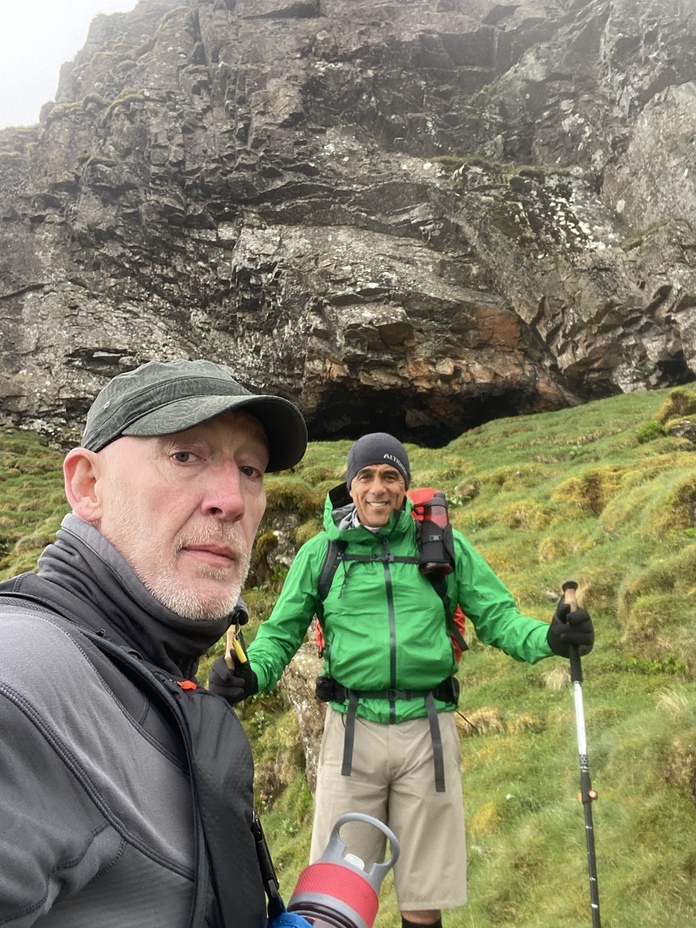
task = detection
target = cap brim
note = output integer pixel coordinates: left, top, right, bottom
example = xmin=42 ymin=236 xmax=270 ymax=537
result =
xmin=122 ymin=394 xmax=308 ymax=472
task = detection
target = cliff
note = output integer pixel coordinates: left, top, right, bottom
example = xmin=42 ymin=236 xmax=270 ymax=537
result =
xmin=1 ymin=0 xmax=695 ymax=446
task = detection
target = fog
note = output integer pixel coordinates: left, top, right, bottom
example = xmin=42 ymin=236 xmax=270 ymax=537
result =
xmin=0 ymin=0 xmax=137 ymax=130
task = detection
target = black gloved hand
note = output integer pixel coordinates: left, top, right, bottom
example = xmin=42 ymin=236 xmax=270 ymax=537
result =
xmin=208 ymin=654 xmax=259 ymax=704
xmin=547 ymin=599 xmax=595 ymax=658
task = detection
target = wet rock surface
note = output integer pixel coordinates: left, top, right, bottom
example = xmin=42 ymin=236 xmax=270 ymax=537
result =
xmin=1 ymin=0 xmax=695 ymax=446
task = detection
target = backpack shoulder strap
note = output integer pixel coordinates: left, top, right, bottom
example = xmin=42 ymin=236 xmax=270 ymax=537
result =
xmin=74 ymin=633 xmax=272 ymax=926
xmin=317 ymin=537 xmax=346 ymax=604
xmin=425 ymin=570 xmax=467 ymax=655
xmin=313 ymin=514 xmax=466 ymax=651
xmin=317 ymin=536 xmax=419 ymax=605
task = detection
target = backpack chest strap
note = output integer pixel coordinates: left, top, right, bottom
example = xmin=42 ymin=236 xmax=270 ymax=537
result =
xmin=338 ymin=551 xmax=420 ymax=565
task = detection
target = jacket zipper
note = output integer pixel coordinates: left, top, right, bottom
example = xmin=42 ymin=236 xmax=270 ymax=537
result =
xmin=382 ymin=536 xmax=397 ymax=724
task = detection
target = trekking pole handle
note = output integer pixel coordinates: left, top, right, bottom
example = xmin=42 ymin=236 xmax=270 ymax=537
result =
xmin=562 ymin=580 xmax=582 ymax=683
xmin=225 ymin=626 xmax=248 ymax=668
xmin=562 ymin=580 xmax=578 ymax=611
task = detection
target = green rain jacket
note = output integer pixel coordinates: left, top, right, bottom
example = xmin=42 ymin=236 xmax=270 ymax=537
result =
xmin=248 ymin=491 xmax=554 ymax=724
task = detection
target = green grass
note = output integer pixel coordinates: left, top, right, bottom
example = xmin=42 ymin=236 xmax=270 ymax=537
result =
xmin=4 ymin=385 xmax=696 ymax=926
xmin=0 ymin=433 xmax=66 ymax=577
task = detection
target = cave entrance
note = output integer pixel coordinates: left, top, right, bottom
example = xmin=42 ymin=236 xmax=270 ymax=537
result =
xmin=306 ymin=382 xmax=568 ymax=448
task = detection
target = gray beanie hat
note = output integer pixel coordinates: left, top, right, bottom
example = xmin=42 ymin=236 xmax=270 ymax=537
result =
xmin=346 ymin=432 xmax=410 ymax=489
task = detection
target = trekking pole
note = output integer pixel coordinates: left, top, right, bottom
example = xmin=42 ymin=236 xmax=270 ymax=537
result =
xmin=562 ymin=580 xmax=601 ymax=928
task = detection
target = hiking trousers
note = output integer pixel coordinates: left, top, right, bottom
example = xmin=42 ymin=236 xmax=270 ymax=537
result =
xmin=310 ymin=707 xmax=467 ymax=911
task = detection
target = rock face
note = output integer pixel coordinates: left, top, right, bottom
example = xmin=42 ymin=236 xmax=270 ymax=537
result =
xmin=1 ymin=0 xmax=696 ymax=446
xmin=281 ymin=637 xmax=325 ymax=794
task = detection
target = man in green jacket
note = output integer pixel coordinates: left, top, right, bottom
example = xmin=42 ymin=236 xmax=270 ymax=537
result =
xmin=210 ymin=432 xmax=594 ymax=928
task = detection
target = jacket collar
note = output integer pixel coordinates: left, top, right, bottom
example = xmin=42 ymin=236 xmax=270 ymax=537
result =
xmin=12 ymin=514 xmax=235 ymax=679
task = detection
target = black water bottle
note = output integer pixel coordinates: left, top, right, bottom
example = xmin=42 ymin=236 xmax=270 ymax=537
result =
xmin=286 ymin=813 xmax=400 ymax=928
xmin=417 ymin=492 xmax=453 ymax=576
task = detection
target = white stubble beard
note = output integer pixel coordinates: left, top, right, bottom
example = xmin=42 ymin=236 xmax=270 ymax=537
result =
xmin=100 ymin=490 xmax=253 ymax=621
xmin=150 ymin=532 xmax=252 ymax=620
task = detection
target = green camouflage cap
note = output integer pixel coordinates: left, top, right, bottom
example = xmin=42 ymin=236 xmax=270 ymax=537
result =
xmin=81 ymin=359 xmax=308 ymax=472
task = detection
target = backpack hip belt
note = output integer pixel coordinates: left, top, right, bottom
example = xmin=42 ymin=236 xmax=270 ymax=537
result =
xmin=316 ymin=675 xmax=460 ymax=793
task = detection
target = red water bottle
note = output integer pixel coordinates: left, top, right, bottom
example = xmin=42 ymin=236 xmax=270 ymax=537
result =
xmin=287 ymin=813 xmax=400 ymax=928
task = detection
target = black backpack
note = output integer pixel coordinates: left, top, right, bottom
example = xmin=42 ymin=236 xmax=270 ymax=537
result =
xmin=0 ymin=592 xmax=282 ymax=927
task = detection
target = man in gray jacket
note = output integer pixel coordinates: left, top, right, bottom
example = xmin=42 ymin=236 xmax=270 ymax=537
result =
xmin=0 ymin=359 xmax=307 ymax=927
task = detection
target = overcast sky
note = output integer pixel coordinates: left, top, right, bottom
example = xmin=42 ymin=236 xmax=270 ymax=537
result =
xmin=0 ymin=1 xmax=138 ymax=130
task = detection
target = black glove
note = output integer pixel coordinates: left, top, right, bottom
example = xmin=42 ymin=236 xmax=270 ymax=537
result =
xmin=547 ymin=599 xmax=594 ymax=658
xmin=208 ymin=654 xmax=259 ymax=704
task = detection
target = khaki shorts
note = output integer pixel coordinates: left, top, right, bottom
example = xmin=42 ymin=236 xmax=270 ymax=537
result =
xmin=310 ymin=707 xmax=467 ymax=911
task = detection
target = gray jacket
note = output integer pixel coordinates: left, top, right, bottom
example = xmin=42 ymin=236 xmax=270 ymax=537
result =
xmin=0 ymin=515 xmax=266 ymax=927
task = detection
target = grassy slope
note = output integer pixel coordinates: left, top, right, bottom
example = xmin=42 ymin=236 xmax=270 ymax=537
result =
xmin=3 ymin=386 xmax=696 ymax=926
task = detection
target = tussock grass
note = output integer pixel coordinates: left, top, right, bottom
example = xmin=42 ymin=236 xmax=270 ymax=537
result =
xmin=0 ymin=433 xmax=66 ymax=577
xmin=4 ymin=385 xmax=696 ymax=926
